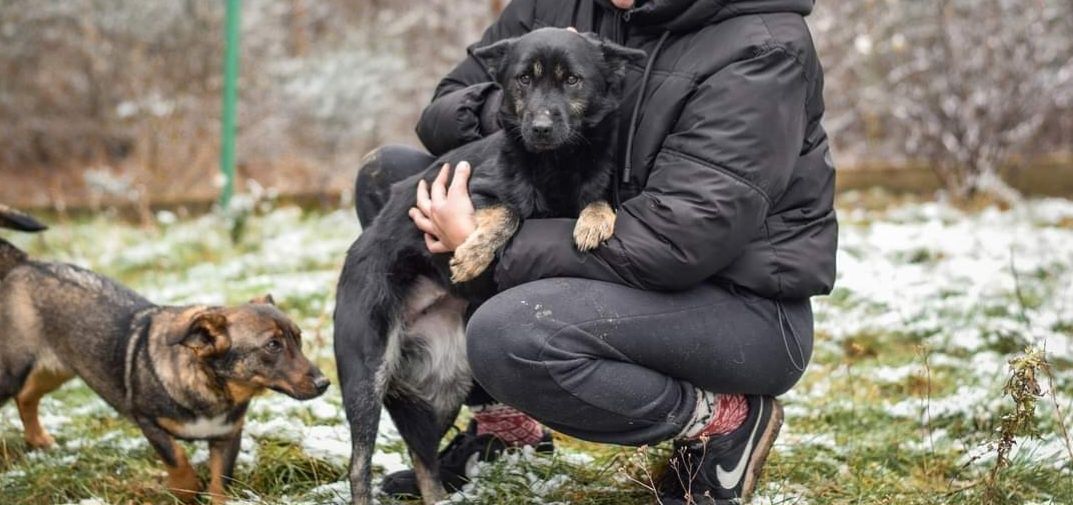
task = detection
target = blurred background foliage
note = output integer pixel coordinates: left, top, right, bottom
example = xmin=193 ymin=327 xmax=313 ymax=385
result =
xmin=0 ymin=0 xmax=1071 ymax=209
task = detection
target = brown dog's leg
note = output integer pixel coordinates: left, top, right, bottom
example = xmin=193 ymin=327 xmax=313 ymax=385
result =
xmin=164 ymin=440 xmax=200 ymax=502
xmin=15 ymin=366 xmax=73 ymax=449
xmin=573 ymin=201 xmax=616 ymax=251
xmin=450 ymin=205 xmax=520 ymax=283
xmin=207 ymin=430 xmax=243 ymax=505
xmin=138 ymin=419 xmax=201 ymax=502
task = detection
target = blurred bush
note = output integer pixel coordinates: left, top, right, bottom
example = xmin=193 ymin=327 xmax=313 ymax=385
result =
xmin=815 ymin=0 xmax=1073 ymax=201
xmin=0 ymin=0 xmax=1070 ymax=206
xmin=0 ymin=0 xmax=494 ymax=207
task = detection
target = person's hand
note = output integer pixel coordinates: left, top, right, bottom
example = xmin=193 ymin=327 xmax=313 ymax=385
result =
xmin=409 ymin=162 xmax=476 ymax=253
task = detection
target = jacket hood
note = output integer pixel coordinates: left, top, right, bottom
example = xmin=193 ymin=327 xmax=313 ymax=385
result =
xmin=594 ymin=0 xmax=813 ymax=32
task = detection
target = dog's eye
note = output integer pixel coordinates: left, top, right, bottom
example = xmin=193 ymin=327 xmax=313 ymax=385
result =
xmin=566 ymin=74 xmax=581 ymax=86
xmin=265 ymin=339 xmax=283 ymax=353
xmin=517 ymin=74 xmax=532 ymax=86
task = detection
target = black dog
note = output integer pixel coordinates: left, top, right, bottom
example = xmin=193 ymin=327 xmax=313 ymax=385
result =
xmin=333 ymin=28 xmax=644 ymax=505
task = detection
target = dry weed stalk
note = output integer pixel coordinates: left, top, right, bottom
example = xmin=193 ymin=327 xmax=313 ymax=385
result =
xmin=619 ymin=445 xmax=663 ymax=504
xmin=984 ymin=347 xmax=1046 ymax=502
xmin=618 ymin=440 xmax=712 ymax=505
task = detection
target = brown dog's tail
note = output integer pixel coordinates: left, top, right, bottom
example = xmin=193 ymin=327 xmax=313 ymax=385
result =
xmin=0 ymin=204 xmax=45 ymax=278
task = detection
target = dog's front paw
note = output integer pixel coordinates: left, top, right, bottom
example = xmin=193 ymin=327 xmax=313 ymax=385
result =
xmin=574 ymin=201 xmax=616 ymax=251
xmin=166 ymin=465 xmax=202 ymax=503
xmin=450 ymin=245 xmax=494 ymax=283
xmin=23 ymin=430 xmax=55 ymax=450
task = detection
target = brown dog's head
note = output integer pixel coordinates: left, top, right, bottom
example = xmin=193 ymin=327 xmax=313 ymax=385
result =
xmin=177 ymin=294 xmax=330 ymax=401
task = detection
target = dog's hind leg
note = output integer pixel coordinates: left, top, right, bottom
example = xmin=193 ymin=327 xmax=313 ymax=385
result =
xmin=15 ymin=365 xmax=73 ymax=449
xmin=385 ymin=395 xmax=450 ymax=505
xmin=339 ymin=361 xmax=384 ymax=505
xmin=333 ymin=289 xmax=391 ymax=505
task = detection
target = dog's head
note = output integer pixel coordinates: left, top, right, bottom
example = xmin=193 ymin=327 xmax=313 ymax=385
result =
xmin=175 ymin=295 xmax=330 ymax=401
xmin=475 ymin=28 xmax=646 ymax=152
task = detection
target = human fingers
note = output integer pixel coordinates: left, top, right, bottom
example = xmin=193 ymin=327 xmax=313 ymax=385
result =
xmin=424 ymin=233 xmax=449 ymax=254
xmin=430 ymin=163 xmax=450 ymax=208
xmin=409 ymin=207 xmax=437 ymax=235
xmin=447 ymin=161 xmax=471 ymax=200
xmin=416 ymin=179 xmax=432 ymax=215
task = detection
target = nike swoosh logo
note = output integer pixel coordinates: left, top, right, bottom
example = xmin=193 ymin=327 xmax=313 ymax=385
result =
xmin=716 ymin=400 xmax=764 ymax=490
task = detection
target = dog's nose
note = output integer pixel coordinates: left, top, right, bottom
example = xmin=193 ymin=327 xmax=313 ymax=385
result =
xmin=312 ymin=374 xmax=331 ymax=394
xmin=531 ymin=116 xmax=553 ymax=137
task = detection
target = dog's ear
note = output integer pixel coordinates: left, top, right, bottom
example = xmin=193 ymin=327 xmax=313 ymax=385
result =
xmin=249 ymin=293 xmax=276 ymax=306
xmin=180 ymin=311 xmax=231 ymax=359
xmin=473 ymin=39 xmax=515 ymax=78
xmin=580 ymin=32 xmax=647 ymax=74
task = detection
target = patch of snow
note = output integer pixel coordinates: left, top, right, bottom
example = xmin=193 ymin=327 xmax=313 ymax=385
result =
xmin=299 ymin=425 xmax=351 ymax=466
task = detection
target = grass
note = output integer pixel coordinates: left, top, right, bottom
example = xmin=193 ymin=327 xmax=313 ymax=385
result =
xmin=2 ymin=193 xmax=1072 ymax=504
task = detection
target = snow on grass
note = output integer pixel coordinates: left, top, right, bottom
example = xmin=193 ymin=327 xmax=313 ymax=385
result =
xmin=827 ymin=198 xmax=1073 ymax=356
xmin=2 ymin=197 xmax=1072 ymax=504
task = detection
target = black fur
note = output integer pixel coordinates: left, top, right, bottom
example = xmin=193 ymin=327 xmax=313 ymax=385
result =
xmin=0 ymin=204 xmax=47 ymax=233
xmin=333 ymin=28 xmax=644 ymax=505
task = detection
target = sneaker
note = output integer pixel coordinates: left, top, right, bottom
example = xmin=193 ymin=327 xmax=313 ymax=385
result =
xmin=656 ymin=396 xmax=783 ymax=504
xmin=379 ymin=419 xmax=555 ymax=498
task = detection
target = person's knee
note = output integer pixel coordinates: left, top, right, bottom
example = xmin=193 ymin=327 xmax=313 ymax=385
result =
xmin=466 ymin=292 xmax=549 ymax=401
xmin=355 ymin=144 xmax=429 ymax=224
xmin=355 ymin=146 xmax=386 ymax=197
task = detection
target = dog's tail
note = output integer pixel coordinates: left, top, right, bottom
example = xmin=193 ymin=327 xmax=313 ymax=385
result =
xmin=0 ymin=204 xmax=47 ymax=233
xmin=0 ymin=204 xmax=45 ymax=278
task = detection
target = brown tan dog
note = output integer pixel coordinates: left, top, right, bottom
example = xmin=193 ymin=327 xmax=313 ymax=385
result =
xmin=0 ymin=206 xmax=329 ymax=504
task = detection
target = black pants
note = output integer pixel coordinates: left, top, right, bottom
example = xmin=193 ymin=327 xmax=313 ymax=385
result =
xmin=354 ymin=145 xmax=813 ymax=445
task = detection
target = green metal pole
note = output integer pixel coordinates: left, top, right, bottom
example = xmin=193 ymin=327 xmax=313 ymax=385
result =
xmin=219 ymin=0 xmax=241 ymax=209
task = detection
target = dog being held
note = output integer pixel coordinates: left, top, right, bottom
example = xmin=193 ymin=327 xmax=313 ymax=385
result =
xmin=0 ymin=205 xmax=330 ymax=504
xmin=333 ymin=28 xmax=645 ymax=505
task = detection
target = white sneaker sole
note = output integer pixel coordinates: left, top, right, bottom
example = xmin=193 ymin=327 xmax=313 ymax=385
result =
xmin=740 ymin=399 xmax=784 ymax=502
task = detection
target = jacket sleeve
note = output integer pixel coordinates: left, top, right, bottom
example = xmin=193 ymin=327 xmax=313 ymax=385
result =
xmin=415 ymin=1 xmax=533 ymax=155
xmin=494 ymin=47 xmax=808 ymax=291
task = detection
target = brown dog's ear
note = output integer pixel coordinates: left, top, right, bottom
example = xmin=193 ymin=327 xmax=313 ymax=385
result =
xmin=249 ymin=293 xmax=276 ymax=306
xmin=473 ymin=38 xmax=515 ymax=79
xmin=181 ymin=312 xmax=231 ymax=358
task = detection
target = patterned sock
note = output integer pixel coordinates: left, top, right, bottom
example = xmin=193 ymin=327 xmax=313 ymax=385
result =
xmin=678 ymin=390 xmax=749 ymax=440
xmin=471 ymin=404 xmax=546 ymax=446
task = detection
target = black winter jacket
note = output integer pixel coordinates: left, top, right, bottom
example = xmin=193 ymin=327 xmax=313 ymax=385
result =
xmin=416 ymin=0 xmax=837 ymax=299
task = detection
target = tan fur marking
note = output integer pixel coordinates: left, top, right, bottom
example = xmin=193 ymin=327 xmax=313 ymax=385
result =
xmin=207 ymin=435 xmax=240 ymax=505
xmin=450 ymin=205 xmax=520 ymax=283
xmin=15 ymin=366 xmax=74 ymax=449
xmin=155 ymin=417 xmax=183 ymax=434
xmin=164 ymin=441 xmax=201 ymax=502
xmin=412 ymin=455 xmax=448 ymax=505
xmin=574 ymin=201 xmax=616 ymax=251
xmin=533 ymin=61 xmax=543 ymax=78
xmin=226 ymin=380 xmax=264 ymax=405
xmin=569 ymin=99 xmax=586 ymax=116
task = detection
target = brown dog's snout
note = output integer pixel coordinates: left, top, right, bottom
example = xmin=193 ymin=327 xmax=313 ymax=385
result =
xmin=277 ymin=365 xmax=330 ymax=400
xmin=311 ymin=370 xmax=331 ymax=395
